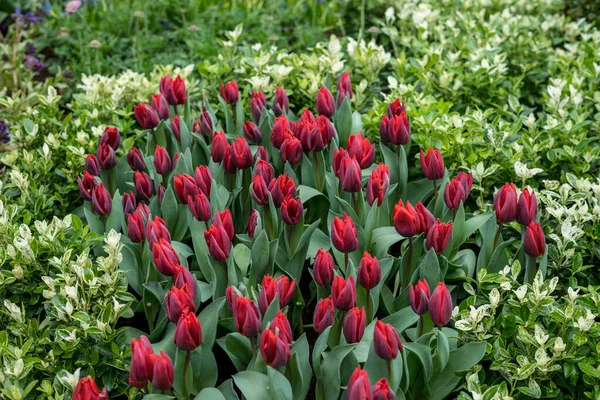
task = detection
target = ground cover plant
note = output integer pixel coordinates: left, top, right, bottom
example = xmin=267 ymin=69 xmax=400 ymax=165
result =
xmin=0 ymin=0 xmax=600 ymax=399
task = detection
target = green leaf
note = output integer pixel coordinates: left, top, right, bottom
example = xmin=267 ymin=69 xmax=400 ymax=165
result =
xmin=83 ymin=207 xmax=104 ymax=235
xmin=106 ymin=190 xmax=123 ymax=233
xmin=419 ymin=249 xmax=441 ymax=287
xmin=318 ymin=344 xmax=356 ymax=400
xmin=194 ymin=388 xmax=226 ymax=400
xmin=312 ymin=327 xmax=331 ymax=377
xmin=251 ymin=230 xmax=271 ymax=279
xmin=233 ymin=371 xmax=270 ymax=400
xmin=284 ymin=220 xmax=320 ymax=283
xmin=404 ymin=342 xmax=433 ymax=383
xmin=191 ymin=344 xmax=218 ymax=392
xmin=290 ymin=334 xmax=312 ymax=400
xmin=335 ymin=98 xmax=353 ymax=146
xmin=436 ymin=330 xmax=450 ymax=371
xmin=370 ymin=227 xmax=403 ymax=260
xmin=267 ymin=366 xmax=293 ymax=400
xmin=199 ymin=297 xmax=226 ymax=348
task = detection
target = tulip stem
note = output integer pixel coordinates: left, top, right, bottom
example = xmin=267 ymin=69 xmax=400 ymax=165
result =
xmin=183 ymin=350 xmax=191 ymax=398
xmin=418 ymin=314 xmax=424 ymax=337
xmin=250 ymin=337 xmax=257 ymax=359
xmin=432 ymin=180 xmax=438 ymax=198
xmin=387 ymin=359 xmax=392 ymax=384
xmin=337 ymin=310 xmax=346 ymax=345
xmin=344 ymin=253 xmax=349 ymax=273
xmin=366 ymin=289 xmax=372 ymax=321
xmin=529 ymin=255 xmax=537 ymax=282
xmin=493 ymin=222 xmax=504 ymax=249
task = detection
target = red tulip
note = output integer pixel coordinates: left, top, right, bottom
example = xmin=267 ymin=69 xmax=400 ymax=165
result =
xmin=173 ymin=265 xmax=197 ymax=299
xmin=274 ymin=86 xmax=290 ymax=116
xmin=517 ymin=188 xmax=538 ymax=226
xmin=146 ymin=216 xmax=170 ymax=246
xmin=134 ymin=171 xmax=153 ymax=201
xmin=152 ymin=351 xmax=174 ymax=390
xmin=134 ymin=103 xmax=159 ymax=129
xmin=233 ymin=296 xmax=261 ymax=337
xmin=420 ymin=148 xmax=445 ymax=181
xmin=243 ymin=120 xmax=263 ymax=143
xmin=220 ymin=81 xmax=239 ymax=104
xmin=77 ymin=171 xmax=97 ymax=201
xmin=251 ymin=175 xmax=270 ymax=206
xmin=170 ymin=114 xmax=181 ymax=140
xmin=222 ymin=145 xmax=238 ymax=174
xmin=255 ymin=146 xmax=269 ymax=162
xmin=298 ymin=109 xmax=315 ymax=124
xmin=152 ymin=93 xmax=170 ymax=120
xmin=127 ymin=147 xmax=146 ymax=171
xmin=367 ymin=163 xmax=390 ymax=206
xmin=281 ymin=136 xmax=303 ymax=166
xmin=258 ymin=275 xmax=296 ymax=314
xmin=226 ymin=285 xmax=241 ymax=310
xmin=160 ymin=75 xmax=186 ymax=105
xmin=188 ymin=192 xmax=211 ymax=222
xmin=250 ymin=91 xmax=267 ymax=123
xmin=347 ymin=133 xmax=375 ymax=169
xmin=457 ymin=171 xmax=473 ymax=195
xmin=493 ymin=183 xmax=518 ymax=223
xmin=204 ymin=224 xmax=231 ymax=262
xmin=347 ymin=367 xmax=372 ymax=400
xmin=337 ymin=72 xmax=353 ymax=105
xmin=199 ymin=106 xmax=213 ymax=136
xmin=415 ymin=202 xmax=434 ymax=234
xmin=247 ymin=209 xmax=259 ymax=238
xmin=260 ymin=328 xmax=290 ymax=368
xmin=409 ymin=279 xmax=430 ymax=315
xmin=173 ymin=173 xmax=198 ymax=204
xmin=310 ymin=115 xmax=335 ymax=151
xmin=91 ymin=183 xmax=112 ymax=216
xmin=357 ymin=252 xmax=381 ymax=289
xmin=232 ymin=136 xmax=253 ymax=169
xmin=429 ymin=282 xmax=452 ymax=327
xmin=165 ymin=284 xmax=195 ymax=323
xmin=129 ymin=335 xmax=155 ymax=388
xmin=444 ymin=176 xmax=467 ymax=211
xmin=387 ymin=99 xmax=406 ymax=117
xmin=268 ymin=173 xmax=297 ymax=208
xmin=331 ymin=212 xmax=358 ymax=254
xmin=73 ymin=376 xmax=108 ymax=400
xmin=380 ymin=112 xmax=410 ymax=146
xmin=193 ymin=166 xmax=212 ymax=196
xmin=339 ymin=156 xmax=362 ymax=193
xmin=269 ymin=311 xmax=293 ymax=345
xmin=122 ymin=191 xmax=137 ymax=217
xmin=99 ymin=126 xmax=121 ymax=150
xmin=372 ymin=378 xmax=395 ymax=400
xmin=152 ymin=238 xmax=180 ymax=276
xmin=332 ymin=275 xmax=356 ymax=311
xmin=524 ymin=222 xmax=546 ymax=257
xmin=85 ymin=154 xmax=100 ymax=176
xmin=281 ymin=196 xmax=303 ymax=225
xmin=213 ymin=209 xmax=234 ymax=240
xmin=374 ymin=320 xmax=402 ymax=360
xmin=253 ymin=159 xmax=275 ymax=183
xmin=271 ymin=116 xmax=292 ymax=149
xmin=152 ymin=146 xmax=171 ymax=176
xmin=174 ymin=311 xmax=202 ymax=351
xmin=137 ymin=202 xmax=151 ymax=218
xmin=211 ymin=131 xmax=228 ymax=163
xmin=392 ymin=200 xmax=420 ymax=237
xmin=127 ymin=209 xmax=146 ymax=243
xmin=426 ymin=220 xmax=453 ymax=254
xmin=313 ymin=248 xmax=335 ymax=286
xmin=343 ymin=307 xmax=366 ymax=343
xmin=313 ymin=297 xmax=335 ymax=333
xmin=97 ymin=143 xmax=116 ymax=170
xmin=316 ymin=87 xmax=335 ymax=118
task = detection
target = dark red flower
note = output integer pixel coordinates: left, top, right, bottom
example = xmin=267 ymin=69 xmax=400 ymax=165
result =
xmin=517 ymin=188 xmax=538 ymax=226
xmin=357 ymin=252 xmax=381 ymax=289
xmin=250 ymin=91 xmax=267 ymax=123
xmin=494 ymin=183 xmax=518 ymax=223
xmin=336 ymin=72 xmax=353 ymax=105
xmin=252 ymin=175 xmax=270 ymax=206
xmin=367 ymin=163 xmax=390 ymax=207
xmin=274 ymin=86 xmax=290 ymax=116
xmin=152 ymin=351 xmax=174 ymax=390
xmin=77 ymin=171 xmax=97 ymax=201
xmin=281 ymin=196 xmax=303 ymax=225
xmin=331 ymin=212 xmax=358 ymax=254
xmin=165 ymin=284 xmax=196 ymax=323
xmin=415 ymin=202 xmax=434 ymax=234
xmin=127 ymin=147 xmax=146 ymax=171
xmin=243 ymin=120 xmax=263 ymax=143
xmin=374 ymin=320 xmax=402 ymax=360
xmin=223 ymin=145 xmax=238 ymax=174
xmin=347 ymin=133 xmax=375 ymax=169
xmin=174 ymin=311 xmax=202 ymax=351
xmin=213 ymin=209 xmax=234 ymax=240
xmin=269 ymin=311 xmax=293 ymax=345
xmin=127 ymin=209 xmax=146 ymax=243
xmin=260 ymin=328 xmax=290 ymax=368
xmin=204 ymin=224 xmax=231 ymax=262
xmin=420 ymin=148 xmax=445 ymax=181
xmin=122 ymin=191 xmax=137 ymax=217
xmin=393 ymin=200 xmax=420 ymax=237
xmin=271 ymin=116 xmax=292 ymax=149
xmin=97 ymin=143 xmax=116 ymax=170
xmin=173 ymin=265 xmax=197 ymax=299
xmin=73 ymin=376 xmax=108 ymax=400
xmin=255 ymin=146 xmax=269 ymax=162
xmin=387 ymin=99 xmax=406 ymax=117
xmin=426 ymin=220 xmax=453 ymax=254
xmin=173 ymin=173 xmax=198 ymax=204
xmin=339 ymin=156 xmax=362 ymax=193
xmin=346 ymin=367 xmax=372 ymax=400
xmin=134 ymin=171 xmax=153 ymax=201
xmin=524 ymin=222 xmax=545 ymax=258
xmin=332 ymin=276 xmax=356 ymax=311
xmin=220 ymin=81 xmax=239 ymax=104
xmin=194 ymin=165 xmax=212 ymax=196
xmin=380 ymin=112 xmax=410 ymax=146
xmin=161 ymin=75 xmax=186 ymax=105
xmin=170 ymin=114 xmax=181 ymax=140
xmin=129 ymin=335 xmax=155 ymax=389
xmin=146 ymin=216 xmax=170 ymax=246
xmin=247 ymin=209 xmax=259 ymax=238
xmin=232 ymin=136 xmax=253 ymax=169
xmin=268 ymin=173 xmax=297 ymax=208
xmin=188 ymin=192 xmax=212 ymax=222
xmin=313 ymin=296 xmax=335 ymax=333
xmin=85 ymin=154 xmax=100 ymax=176
xmin=211 ymin=131 xmax=228 ymax=163
xmin=233 ymin=296 xmax=261 ymax=337
xmin=91 ymin=183 xmax=112 ymax=216
xmin=253 ymin=159 xmax=275 ymax=183
xmin=409 ymin=279 xmax=430 ymax=315
xmin=281 ymin=136 xmax=303 ymax=166
xmin=99 ymin=126 xmax=121 ymax=150
xmin=134 ymin=103 xmax=159 ymax=129
xmin=152 ymin=93 xmax=170 ymax=120
xmin=316 ymin=86 xmax=335 ymax=118
xmin=153 ymin=145 xmax=171 ymax=175
xmin=199 ymin=107 xmax=213 ymax=136
xmin=152 ymin=238 xmax=180 ymax=276
xmin=343 ymin=307 xmax=366 ymax=343
xmin=429 ymin=282 xmax=452 ymax=327
xmin=372 ymin=378 xmax=395 ymax=400
xmin=313 ymin=248 xmax=335 ymax=286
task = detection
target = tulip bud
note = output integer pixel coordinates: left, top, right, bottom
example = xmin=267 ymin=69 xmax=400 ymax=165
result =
xmin=85 ymin=154 xmax=100 ymax=176
xmin=194 ymin=166 xmax=212 ymax=196
xmin=409 ymin=279 xmax=430 ymax=315
xmin=444 ymin=176 xmax=467 ymax=211
xmin=316 ymin=87 xmax=335 ymax=118
xmin=255 ymin=146 xmax=269 ymax=162
xmin=129 ymin=335 xmax=154 ymax=388
xmin=99 ymin=126 xmax=121 ymax=150
xmin=243 ymin=120 xmax=263 ymax=143
xmin=367 ymin=163 xmax=390 ymax=207
xmin=271 ymin=116 xmax=291 ymax=149
xmin=223 ymin=145 xmax=238 ymax=174
xmin=91 ymin=183 xmax=112 ymax=216
xmin=171 ymin=76 xmax=187 ymax=105
xmin=220 ymin=81 xmax=239 ymax=104
xmin=393 ymin=200 xmax=420 ymax=237
xmin=346 ymin=367 xmax=371 ymax=400
xmin=517 ymin=188 xmax=538 ymax=226
xmin=307 ymin=116 xmax=335 ymax=152
xmin=372 ymin=378 xmax=395 ymax=400
xmin=173 ymin=173 xmax=198 ymax=204
xmin=253 ymin=159 xmax=275 ymax=183
xmin=420 ymin=148 xmax=445 ymax=181
xmin=457 ymin=171 xmax=473 ymax=195
xmin=258 ymin=275 xmax=296 ymax=314
xmin=170 ymin=114 xmax=181 ymax=140
xmin=387 ymin=99 xmax=406 ymax=116
xmin=165 ymin=284 xmax=196 ymax=323
xmin=122 ymin=191 xmax=137 ymax=217
xmin=231 ymin=136 xmax=253 ymax=169
xmin=429 ymin=282 xmax=452 ymax=327
xmin=281 ymin=136 xmax=303 ymax=166
xmin=199 ymin=107 xmax=213 ymax=136
xmin=188 ymin=192 xmax=211 ymax=222
xmin=97 ymin=143 xmax=117 ymax=170
xmin=72 ymin=376 xmax=108 ymax=400
xmin=174 ymin=311 xmax=202 ymax=351
xmin=157 ymin=184 xmax=166 ymax=204
xmin=134 ymin=103 xmax=159 ymax=129
xmin=127 ymin=147 xmax=146 ymax=171
xmin=260 ymin=328 xmax=290 ymax=368
xmin=524 ymin=222 xmax=546 ymax=257
xmin=313 ymin=248 xmax=335 ymax=286
xmin=343 ymin=307 xmax=366 ymax=343
xmin=426 ymin=220 xmax=453 ymax=254
xmin=213 ymin=209 xmax=234 ymax=240
xmin=269 ymin=311 xmax=293 ymax=345
xmin=226 ymin=285 xmax=242 ymax=309
xmin=152 ymin=238 xmax=180 ymax=276
xmin=127 ymin=209 xmax=146 ymax=243
xmin=250 ymin=91 xmax=267 ymax=123
xmin=211 ymin=131 xmax=228 ymax=163
xmin=152 ymin=145 xmax=171 ymax=175
xmin=134 ymin=171 xmax=153 ymax=201
xmin=280 ymin=196 xmax=303 ymax=225
xmin=337 ymin=72 xmax=353 ymax=103
xmin=146 ymin=216 xmax=170 ymax=246
xmin=415 ymin=202 xmax=434 ymax=234
xmin=152 ymin=93 xmax=170 ymax=120
xmin=251 ymin=175 xmax=270 ymax=206
xmin=493 ymin=183 xmax=518 ymax=223
xmin=311 ymin=297 xmax=334 ymax=334
xmin=78 ymin=171 xmax=97 ymax=201
xmin=173 ymin=265 xmax=197 ymax=299
xmin=380 ymin=112 xmax=410 ymax=146
xmin=374 ymin=320 xmax=402 ymax=360
xmin=138 ymin=200 xmax=151 ymax=218
xmin=268 ymin=173 xmax=297 ymax=208
xmin=332 ymin=275 xmax=356 ymax=311
xmin=347 ymin=132 xmax=375 ymax=169
xmin=204 ymin=224 xmax=231 ymax=262
xmin=339 ymin=156 xmax=362 ymax=193
xmin=247 ymin=209 xmax=259 ymax=238
xmin=233 ymin=296 xmax=261 ymax=337
xmin=331 ymin=212 xmax=358 ymax=254
xmin=152 ymin=351 xmax=174 ymax=390
xmin=357 ymin=252 xmax=381 ymax=289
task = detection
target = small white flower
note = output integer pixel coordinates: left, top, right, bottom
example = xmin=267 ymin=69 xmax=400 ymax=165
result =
xmin=567 ymin=287 xmax=579 ymax=301
xmin=535 ymin=347 xmax=550 ymax=369
xmin=514 ymin=285 xmax=528 ymax=302
xmin=514 ymin=161 xmax=543 ymax=182
xmin=553 ymin=337 xmax=565 ymax=354
xmin=534 ymin=325 xmax=549 ymax=346
xmin=489 ymin=289 xmax=500 ymax=307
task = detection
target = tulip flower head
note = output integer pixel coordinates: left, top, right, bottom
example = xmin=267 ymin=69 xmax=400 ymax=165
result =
xmin=374 ymin=320 xmax=402 ymax=360
xmin=429 ymin=282 xmax=452 ymax=327
xmin=313 ymin=296 xmax=335 ymax=333
xmin=409 ymin=279 xmax=430 ymax=315
xmin=524 ymin=221 xmax=546 ymax=257
xmin=346 ymin=367 xmax=372 ymax=400
xmin=331 ymin=212 xmax=359 ymax=254
xmin=343 ymin=306 xmax=366 ymax=343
